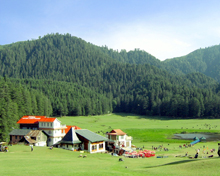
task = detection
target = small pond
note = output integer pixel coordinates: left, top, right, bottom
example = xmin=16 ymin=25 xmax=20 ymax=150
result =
xmin=173 ymin=133 xmax=220 ymax=141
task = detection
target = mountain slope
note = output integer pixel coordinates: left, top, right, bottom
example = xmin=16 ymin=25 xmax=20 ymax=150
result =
xmin=0 ymin=33 xmax=220 ymax=119
xmin=162 ymin=45 xmax=220 ymax=82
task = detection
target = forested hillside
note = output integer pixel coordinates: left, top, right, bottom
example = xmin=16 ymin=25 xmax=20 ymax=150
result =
xmin=162 ymin=45 xmax=220 ymax=82
xmin=11 ymin=78 xmax=113 ymax=117
xmin=0 ymin=33 xmax=220 ymax=130
xmin=0 ymin=77 xmax=52 ymax=140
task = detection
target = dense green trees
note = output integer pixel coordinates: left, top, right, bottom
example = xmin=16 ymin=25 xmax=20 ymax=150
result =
xmin=11 ymin=78 xmax=113 ymax=117
xmin=0 ymin=77 xmax=52 ymax=140
xmin=162 ymin=45 xmax=220 ymax=82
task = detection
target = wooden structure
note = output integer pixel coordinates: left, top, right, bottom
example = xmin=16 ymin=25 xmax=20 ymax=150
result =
xmin=9 ymin=129 xmax=47 ymax=146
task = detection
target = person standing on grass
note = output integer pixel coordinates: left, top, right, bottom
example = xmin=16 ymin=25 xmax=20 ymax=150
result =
xmin=218 ymin=143 xmax=220 ymax=157
xmin=30 ymin=144 xmax=33 ymax=152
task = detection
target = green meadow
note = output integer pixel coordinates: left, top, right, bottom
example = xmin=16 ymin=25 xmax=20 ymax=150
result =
xmin=1 ymin=113 xmax=220 ymax=176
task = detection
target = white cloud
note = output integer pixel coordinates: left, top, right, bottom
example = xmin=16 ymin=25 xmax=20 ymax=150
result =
xmin=84 ymin=22 xmax=194 ymax=61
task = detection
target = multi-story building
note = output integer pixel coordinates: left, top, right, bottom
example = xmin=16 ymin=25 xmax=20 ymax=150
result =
xmin=38 ymin=118 xmax=66 ymax=146
xmin=106 ymin=129 xmax=132 ymax=149
xmin=16 ymin=115 xmax=66 ymax=146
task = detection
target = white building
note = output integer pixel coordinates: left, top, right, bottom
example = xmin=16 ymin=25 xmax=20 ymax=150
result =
xmin=106 ymin=129 xmax=132 ymax=149
xmin=38 ymin=118 xmax=66 ymax=146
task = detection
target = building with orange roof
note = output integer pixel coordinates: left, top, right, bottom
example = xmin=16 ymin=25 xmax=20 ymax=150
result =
xmin=106 ymin=129 xmax=132 ymax=150
xmin=16 ymin=116 xmax=67 ymax=146
xmin=17 ymin=116 xmax=47 ymax=130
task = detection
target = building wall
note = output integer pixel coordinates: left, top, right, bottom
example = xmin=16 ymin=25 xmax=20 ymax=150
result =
xmin=35 ymin=141 xmax=47 ymax=146
xmin=89 ymin=141 xmax=105 ymax=153
xmin=34 ymin=132 xmax=47 ymax=146
xmin=58 ymin=143 xmax=79 ymax=151
xmin=47 ymin=137 xmax=62 ymax=146
xmin=39 ymin=122 xmax=53 ymax=129
xmin=108 ymin=134 xmax=132 ymax=148
xmin=43 ymin=129 xmax=64 ymax=137
xmin=10 ymin=135 xmax=24 ymax=144
xmin=20 ymin=124 xmax=38 ymax=130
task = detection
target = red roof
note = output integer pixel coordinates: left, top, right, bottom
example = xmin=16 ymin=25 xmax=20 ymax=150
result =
xmin=17 ymin=116 xmax=47 ymax=124
xmin=108 ymin=129 xmax=126 ymax=135
xmin=39 ymin=118 xmax=56 ymax=122
xmin=65 ymin=125 xmax=81 ymax=134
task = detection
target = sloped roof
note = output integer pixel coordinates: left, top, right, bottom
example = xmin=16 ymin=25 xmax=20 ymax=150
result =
xmin=24 ymin=136 xmax=36 ymax=144
xmin=108 ymin=129 xmax=126 ymax=135
xmin=17 ymin=116 xmax=47 ymax=124
xmin=58 ymin=128 xmax=81 ymax=144
xmin=9 ymin=129 xmax=31 ymax=136
xmin=38 ymin=118 xmax=56 ymax=122
xmin=26 ymin=130 xmax=42 ymax=137
xmin=75 ymin=129 xmax=108 ymax=143
xmin=65 ymin=125 xmax=81 ymax=134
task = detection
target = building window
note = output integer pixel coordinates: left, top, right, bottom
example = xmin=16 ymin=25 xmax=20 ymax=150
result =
xmin=19 ymin=136 xmax=21 ymax=139
xmin=99 ymin=143 xmax=103 ymax=149
xmin=120 ymin=135 xmax=124 ymax=140
xmin=15 ymin=136 xmax=17 ymax=139
xmin=47 ymin=123 xmax=49 ymax=127
xmin=92 ymin=145 xmax=97 ymax=151
xmin=50 ymin=123 xmax=52 ymax=127
xmin=49 ymin=130 xmax=51 ymax=134
xmin=111 ymin=135 xmax=116 ymax=140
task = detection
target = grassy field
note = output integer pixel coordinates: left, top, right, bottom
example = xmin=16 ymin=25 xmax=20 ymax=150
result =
xmin=1 ymin=113 xmax=220 ymax=176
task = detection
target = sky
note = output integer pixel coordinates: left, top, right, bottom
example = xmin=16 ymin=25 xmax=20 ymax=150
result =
xmin=1 ymin=0 xmax=220 ymax=61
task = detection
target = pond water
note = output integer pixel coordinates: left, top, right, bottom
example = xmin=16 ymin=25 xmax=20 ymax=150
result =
xmin=173 ymin=133 xmax=220 ymax=141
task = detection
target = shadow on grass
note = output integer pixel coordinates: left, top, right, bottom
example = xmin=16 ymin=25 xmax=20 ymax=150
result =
xmin=145 ymin=157 xmax=220 ymax=169
xmin=113 ymin=112 xmax=220 ymax=121
xmin=145 ymin=159 xmax=197 ymax=168
xmin=114 ymin=113 xmax=177 ymax=120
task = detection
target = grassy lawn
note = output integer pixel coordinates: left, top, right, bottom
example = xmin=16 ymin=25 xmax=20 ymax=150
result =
xmin=1 ymin=113 xmax=220 ymax=176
